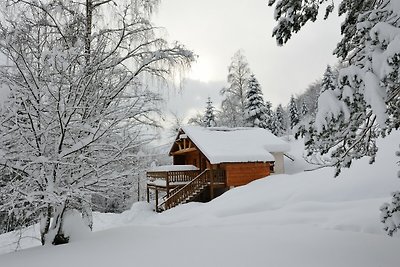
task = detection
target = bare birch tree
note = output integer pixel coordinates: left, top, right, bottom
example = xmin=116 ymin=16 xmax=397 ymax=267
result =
xmin=0 ymin=0 xmax=193 ymax=244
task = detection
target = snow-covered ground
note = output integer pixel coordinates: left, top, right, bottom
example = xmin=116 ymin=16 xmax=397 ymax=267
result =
xmin=1 ymin=131 xmax=400 ymax=266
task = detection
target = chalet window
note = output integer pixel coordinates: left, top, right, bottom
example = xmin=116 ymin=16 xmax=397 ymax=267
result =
xmin=269 ymin=162 xmax=275 ymax=173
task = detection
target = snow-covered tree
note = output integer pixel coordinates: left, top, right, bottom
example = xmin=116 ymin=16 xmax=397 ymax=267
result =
xmin=269 ymin=0 xmax=400 ymax=236
xmin=269 ymin=0 xmax=400 ymax=174
xmin=220 ymin=50 xmax=251 ymax=127
xmin=273 ymin=104 xmax=287 ymax=136
xmin=380 ymin=146 xmax=400 ymax=236
xmin=320 ymin=65 xmax=337 ymax=93
xmin=297 ymin=81 xmax=322 ymax=118
xmin=289 ymin=95 xmax=299 ymax=129
xmin=0 ymin=0 xmax=193 ymax=244
xmin=244 ymin=74 xmax=268 ymax=128
xmin=300 ymin=99 xmax=309 ymax=118
xmin=264 ymin=100 xmax=275 ymax=130
xmin=203 ymin=97 xmax=217 ymax=127
xmin=188 ymin=113 xmax=205 ymax=127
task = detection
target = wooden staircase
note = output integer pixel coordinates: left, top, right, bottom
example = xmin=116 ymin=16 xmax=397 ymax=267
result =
xmin=156 ymin=169 xmax=224 ymax=212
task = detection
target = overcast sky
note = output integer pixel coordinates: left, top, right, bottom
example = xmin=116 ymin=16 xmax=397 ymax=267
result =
xmin=153 ymin=0 xmax=343 ymax=120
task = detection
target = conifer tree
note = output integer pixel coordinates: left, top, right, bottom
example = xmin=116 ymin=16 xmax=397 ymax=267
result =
xmin=269 ymin=112 xmax=281 ymax=136
xmin=203 ymin=97 xmax=217 ymax=127
xmin=269 ymin=0 xmax=400 ymax=175
xmin=269 ymin=1 xmax=400 ymax=232
xmin=264 ymin=100 xmax=275 ymax=131
xmin=320 ymin=65 xmax=336 ymax=93
xmin=380 ymin=146 xmax=400 ymax=236
xmin=244 ymin=74 xmax=268 ymax=128
xmin=289 ymin=95 xmax=299 ymax=129
xmin=301 ymin=100 xmax=308 ymax=118
xmin=274 ymin=104 xmax=287 ymax=136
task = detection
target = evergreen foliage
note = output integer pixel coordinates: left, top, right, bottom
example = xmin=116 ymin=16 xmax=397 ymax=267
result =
xmin=203 ymin=97 xmax=217 ymax=127
xmin=320 ymin=65 xmax=336 ymax=93
xmin=274 ymin=104 xmax=287 ymax=136
xmin=289 ymin=95 xmax=299 ymax=129
xmin=301 ymin=99 xmax=308 ymax=117
xmin=269 ymin=0 xmax=400 ymax=236
xmin=264 ymin=100 xmax=275 ymax=132
xmin=380 ymin=191 xmax=400 ymax=237
xmin=380 ymin=146 xmax=400 ymax=237
xmin=244 ymin=75 xmax=268 ymax=128
xmin=270 ymin=1 xmax=400 ymax=175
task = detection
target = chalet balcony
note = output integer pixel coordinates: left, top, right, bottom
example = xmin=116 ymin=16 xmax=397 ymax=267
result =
xmin=146 ymin=165 xmax=200 ymax=193
xmin=146 ymin=165 xmax=226 ymax=212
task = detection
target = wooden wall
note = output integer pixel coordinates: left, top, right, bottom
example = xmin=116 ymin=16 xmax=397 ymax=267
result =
xmin=220 ymin=162 xmax=270 ymax=187
xmin=183 ymin=150 xmax=200 ymax=168
xmin=173 ymin=148 xmax=210 ymax=172
xmin=171 ymin=136 xmax=271 ymax=187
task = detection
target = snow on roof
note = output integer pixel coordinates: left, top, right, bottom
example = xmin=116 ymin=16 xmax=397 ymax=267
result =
xmin=180 ymin=126 xmax=290 ymax=164
xmin=148 ymin=165 xmax=199 ymax=172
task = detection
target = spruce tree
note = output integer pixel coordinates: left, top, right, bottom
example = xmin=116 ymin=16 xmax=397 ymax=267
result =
xmin=203 ymin=97 xmax=217 ymax=127
xmin=301 ymin=99 xmax=308 ymax=117
xmin=244 ymin=74 xmax=268 ymax=128
xmin=320 ymin=65 xmax=336 ymax=93
xmin=289 ymin=95 xmax=299 ymax=129
xmin=380 ymin=145 xmax=400 ymax=236
xmin=269 ymin=0 xmax=400 ymax=176
xmin=264 ymin=100 xmax=275 ymax=131
xmin=274 ymin=104 xmax=287 ymax=136
xmin=269 ymin=112 xmax=281 ymax=136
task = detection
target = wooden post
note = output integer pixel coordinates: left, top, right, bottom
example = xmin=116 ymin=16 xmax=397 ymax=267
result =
xmin=166 ymin=172 xmax=170 ymax=198
xmin=146 ymin=186 xmax=150 ymax=203
xmin=155 ymin=189 xmax=159 ymax=212
xmin=210 ymin=170 xmax=214 ymax=200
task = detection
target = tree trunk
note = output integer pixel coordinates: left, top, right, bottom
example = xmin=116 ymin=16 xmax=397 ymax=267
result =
xmin=85 ymin=0 xmax=92 ymax=65
xmin=40 ymin=205 xmax=52 ymax=245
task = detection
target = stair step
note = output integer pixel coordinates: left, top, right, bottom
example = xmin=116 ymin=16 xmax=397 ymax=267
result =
xmin=161 ymin=170 xmax=212 ymax=211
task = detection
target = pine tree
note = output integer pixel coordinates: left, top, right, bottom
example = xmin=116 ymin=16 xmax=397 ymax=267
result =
xmin=203 ymin=97 xmax=217 ymax=127
xmin=244 ymin=74 xmax=268 ymax=128
xmin=289 ymin=95 xmax=299 ymax=129
xmin=269 ymin=1 xmax=400 ymax=174
xmin=264 ymin=100 xmax=275 ymax=131
xmin=274 ymin=104 xmax=287 ymax=136
xmin=380 ymin=145 xmax=400 ymax=236
xmin=269 ymin=112 xmax=281 ymax=136
xmin=301 ymin=100 xmax=308 ymax=117
xmin=320 ymin=65 xmax=336 ymax=93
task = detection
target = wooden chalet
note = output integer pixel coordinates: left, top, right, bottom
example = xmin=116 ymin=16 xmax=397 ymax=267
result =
xmin=147 ymin=126 xmax=290 ymax=212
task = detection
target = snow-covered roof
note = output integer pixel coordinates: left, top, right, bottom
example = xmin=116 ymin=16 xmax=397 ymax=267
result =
xmin=148 ymin=165 xmax=199 ymax=172
xmin=177 ymin=126 xmax=290 ymax=164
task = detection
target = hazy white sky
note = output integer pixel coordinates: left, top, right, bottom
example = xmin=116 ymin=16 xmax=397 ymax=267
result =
xmin=153 ymin=0 xmax=343 ymax=118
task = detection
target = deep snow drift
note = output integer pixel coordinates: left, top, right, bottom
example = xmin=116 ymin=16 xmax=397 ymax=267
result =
xmin=0 ymin=131 xmax=399 ymax=267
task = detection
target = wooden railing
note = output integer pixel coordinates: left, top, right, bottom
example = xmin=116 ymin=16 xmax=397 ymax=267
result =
xmin=158 ymin=169 xmax=209 ymax=212
xmin=157 ymin=169 xmax=226 ymax=212
xmin=147 ymin=170 xmax=200 ymax=184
